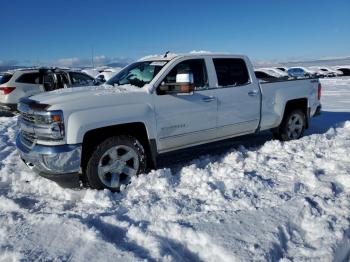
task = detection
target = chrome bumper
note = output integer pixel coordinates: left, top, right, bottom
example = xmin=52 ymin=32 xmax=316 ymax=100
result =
xmin=16 ymin=134 xmax=82 ymax=176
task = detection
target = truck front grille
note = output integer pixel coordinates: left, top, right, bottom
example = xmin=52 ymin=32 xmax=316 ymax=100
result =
xmin=18 ymin=109 xmax=38 ymax=145
xmin=20 ymin=131 xmax=36 ymax=149
xmin=21 ymin=112 xmax=35 ymax=123
xmin=22 ymin=131 xmax=36 ymax=143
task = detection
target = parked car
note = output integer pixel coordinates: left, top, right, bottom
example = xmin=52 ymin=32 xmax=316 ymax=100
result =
xmin=268 ymin=68 xmax=289 ymax=78
xmin=0 ymin=68 xmax=96 ymax=111
xmin=276 ymin=67 xmax=288 ymax=72
xmin=311 ymin=67 xmax=343 ymax=77
xmin=254 ymin=68 xmax=286 ymax=81
xmin=95 ymin=68 xmax=122 ymax=83
xmin=255 ymin=70 xmax=279 ymax=81
xmin=306 ymin=67 xmax=329 ymax=78
xmin=287 ymin=67 xmax=317 ymax=78
xmin=16 ymin=53 xmax=322 ymax=190
xmin=334 ymin=66 xmax=350 ymax=76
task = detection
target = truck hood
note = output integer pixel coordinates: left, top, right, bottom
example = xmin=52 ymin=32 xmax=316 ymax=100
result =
xmin=30 ymin=84 xmax=150 ymax=111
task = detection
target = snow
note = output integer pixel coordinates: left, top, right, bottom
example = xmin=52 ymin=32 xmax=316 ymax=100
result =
xmin=189 ymin=50 xmax=213 ymax=54
xmin=34 ymin=84 xmax=147 ymax=98
xmin=0 ymin=78 xmax=350 ymax=261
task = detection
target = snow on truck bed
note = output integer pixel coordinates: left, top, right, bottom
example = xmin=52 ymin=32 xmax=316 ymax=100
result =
xmin=0 ymin=78 xmax=350 ymax=261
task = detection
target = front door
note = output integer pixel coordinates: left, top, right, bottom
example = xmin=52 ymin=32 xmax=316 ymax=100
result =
xmin=154 ymin=59 xmax=217 ymax=152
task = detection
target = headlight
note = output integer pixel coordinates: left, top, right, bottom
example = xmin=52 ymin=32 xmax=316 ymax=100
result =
xmin=34 ymin=110 xmax=65 ymax=140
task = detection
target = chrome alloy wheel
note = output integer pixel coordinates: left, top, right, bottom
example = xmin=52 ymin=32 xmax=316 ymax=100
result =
xmin=286 ymin=113 xmax=304 ymax=139
xmin=97 ymin=145 xmax=139 ymax=189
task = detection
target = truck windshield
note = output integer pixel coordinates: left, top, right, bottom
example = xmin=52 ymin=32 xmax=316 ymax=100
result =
xmin=106 ymin=61 xmax=167 ymax=88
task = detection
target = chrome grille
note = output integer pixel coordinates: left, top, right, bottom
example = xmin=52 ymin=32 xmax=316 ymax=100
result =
xmin=20 ymin=132 xmax=35 ymax=148
xmin=21 ymin=112 xmax=35 ymax=123
xmin=22 ymin=131 xmax=35 ymax=142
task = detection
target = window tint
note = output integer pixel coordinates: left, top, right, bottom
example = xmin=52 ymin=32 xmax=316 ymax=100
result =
xmin=0 ymin=73 xmax=13 ymax=84
xmin=213 ymin=58 xmax=249 ymax=87
xmin=16 ymin=73 xmax=41 ymax=84
xmin=69 ymin=72 xmax=94 ymax=85
xmin=161 ymin=59 xmax=208 ymax=89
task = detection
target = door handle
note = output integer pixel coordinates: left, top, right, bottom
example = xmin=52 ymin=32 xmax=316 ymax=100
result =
xmin=202 ymin=96 xmax=216 ymax=102
xmin=248 ymin=90 xmax=258 ymax=96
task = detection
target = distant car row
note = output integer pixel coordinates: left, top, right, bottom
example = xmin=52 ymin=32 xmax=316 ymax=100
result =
xmin=255 ymin=65 xmax=350 ymax=81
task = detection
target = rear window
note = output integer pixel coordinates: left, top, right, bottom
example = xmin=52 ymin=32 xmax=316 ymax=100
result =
xmin=16 ymin=73 xmax=41 ymax=84
xmin=0 ymin=74 xmax=13 ymax=84
xmin=213 ymin=58 xmax=250 ymax=87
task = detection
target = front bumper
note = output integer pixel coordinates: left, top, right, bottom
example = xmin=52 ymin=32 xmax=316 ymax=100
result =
xmin=16 ymin=134 xmax=82 ymax=187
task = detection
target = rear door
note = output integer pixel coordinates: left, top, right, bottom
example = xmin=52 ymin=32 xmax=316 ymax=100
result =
xmin=153 ymin=58 xmax=217 ymax=152
xmin=212 ymin=58 xmax=261 ymax=138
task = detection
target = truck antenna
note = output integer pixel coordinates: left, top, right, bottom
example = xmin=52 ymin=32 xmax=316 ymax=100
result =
xmin=91 ymin=46 xmax=95 ymax=69
xmin=164 ymin=51 xmax=170 ymax=58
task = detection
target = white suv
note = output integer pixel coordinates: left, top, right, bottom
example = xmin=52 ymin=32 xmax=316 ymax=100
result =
xmin=0 ymin=68 xmax=96 ymax=112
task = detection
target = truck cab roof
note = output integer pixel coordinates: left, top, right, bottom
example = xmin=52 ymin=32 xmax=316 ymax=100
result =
xmin=139 ymin=53 xmax=248 ymax=62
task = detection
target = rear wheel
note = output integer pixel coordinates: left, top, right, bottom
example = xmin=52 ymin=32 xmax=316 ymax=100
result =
xmin=275 ymin=109 xmax=306 ymax=141
xmin=86 ymin=135 xmax=146 ymax=191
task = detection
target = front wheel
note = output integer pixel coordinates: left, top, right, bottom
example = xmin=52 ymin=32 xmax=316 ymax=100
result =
xmin=85 ymin=135 xmax=147 ymax=191
xmin=275 ymin=109 xmax=306 ymax=141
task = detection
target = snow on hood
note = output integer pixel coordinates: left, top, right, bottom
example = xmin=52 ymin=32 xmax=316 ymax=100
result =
xmin=30 ymin=84 xmax=149 ymax=110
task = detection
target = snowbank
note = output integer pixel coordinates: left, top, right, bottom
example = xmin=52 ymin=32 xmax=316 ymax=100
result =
xmin=0 ymin=78 xmax=349 ymax=261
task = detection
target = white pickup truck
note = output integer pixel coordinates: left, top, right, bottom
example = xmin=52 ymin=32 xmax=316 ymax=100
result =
xmin=16 ymin=53 xmax=322 ymax=190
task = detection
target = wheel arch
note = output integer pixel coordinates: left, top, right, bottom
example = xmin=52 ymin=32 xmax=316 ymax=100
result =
xmin=281 ymin=98 xmax=309 ymax=129
xmin=81 ymin=122 xmax=157 ymax=173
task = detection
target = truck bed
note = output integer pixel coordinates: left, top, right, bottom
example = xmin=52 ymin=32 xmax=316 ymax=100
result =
xmin=259 ymin=78 xmax=320 ymax=131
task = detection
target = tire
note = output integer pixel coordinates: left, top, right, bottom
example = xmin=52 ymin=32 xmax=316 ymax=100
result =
xmin=85 ymin=135 xmax=147 ymax=191
xmin=276 ymin=109 xmax=306 ymax=141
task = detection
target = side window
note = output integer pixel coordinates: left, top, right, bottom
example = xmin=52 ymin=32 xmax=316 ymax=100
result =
xmin=160 ymin=59 xmax=208 ymax=91
xmin=69 ymin=72 xmax=94 ymax=85
xmin=16 ymin=73 xmax=41 ymax=84
xmin=56 ymin=73 xmax=70 ymax=89
xmin=213 ymin=58 xmax=250 ymax=87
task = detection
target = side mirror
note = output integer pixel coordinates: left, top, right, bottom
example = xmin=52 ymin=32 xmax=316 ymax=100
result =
xmin=160 ymin=72 xmax=194 ymax=94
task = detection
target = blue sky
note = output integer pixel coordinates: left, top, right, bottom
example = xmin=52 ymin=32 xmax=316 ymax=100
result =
xmin=1 ymin=0 xmax=349 ymax=66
